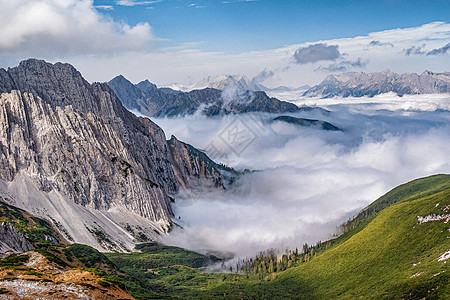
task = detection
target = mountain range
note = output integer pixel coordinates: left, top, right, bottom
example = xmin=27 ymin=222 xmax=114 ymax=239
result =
xmin=303 ymin=69 xmax=450 ymax=98
xmin=107 ymin=75 xmax=308 ymax=117
xmin=0 ymin=59 xmax=227 ymax=251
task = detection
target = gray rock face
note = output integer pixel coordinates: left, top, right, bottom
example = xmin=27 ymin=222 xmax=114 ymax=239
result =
xmin=168 ymin=135 xmax=225 ymax=190
xmin=0 ymin=59 xmax=225 ymax=238
xmin=108 ymin=76 xmax=302 ymax=117
xmin=303 ymin=70 xmax=450 ymax=98
xmin=0 ymin=222 xmax=34 ymax=254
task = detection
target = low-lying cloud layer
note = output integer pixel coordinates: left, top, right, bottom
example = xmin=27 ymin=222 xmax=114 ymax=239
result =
xmin=154 ymin=94 xmax=450 ymax=258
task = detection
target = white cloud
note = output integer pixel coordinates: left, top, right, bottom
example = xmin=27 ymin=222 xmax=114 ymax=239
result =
xmin=155 ymin=94 xmax=450 ymax=258
xmin=116 ymin=0 xmax=161 ymax=6
xmin=0 ymin=0 xmax=448 ymax=90
xmin=0 ymin=0 xmax=156 ymax=58
xmin=65 ymin=22 xmax=450 ymax=89
xmin=95 ymin=5 xmax=114 ymax=10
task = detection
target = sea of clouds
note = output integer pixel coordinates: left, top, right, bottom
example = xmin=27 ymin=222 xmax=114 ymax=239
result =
xmin=152 ymin=93 xmax=450 ymax=259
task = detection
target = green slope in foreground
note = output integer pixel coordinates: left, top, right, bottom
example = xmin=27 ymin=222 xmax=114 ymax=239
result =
xmin=105 ymin=174 xmax=450 ymax=299
xmin=267 ymin=174 xmax=450 ymax=299
xmin=210 ymin=174 xmax=450 ymax=299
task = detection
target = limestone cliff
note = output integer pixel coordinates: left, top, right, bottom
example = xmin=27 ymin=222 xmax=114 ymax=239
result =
xmin=0 ymin=222 xmax=34 ymax=254
xmin=0 ymin=59 xmax=226 ymax=250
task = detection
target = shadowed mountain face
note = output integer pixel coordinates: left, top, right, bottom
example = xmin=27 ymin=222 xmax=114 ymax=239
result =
xmin=107 ymin=75 xmax=306 ymax=117
xmin=0 ymin=59 xmax=225 ymax=251
xmin=273 ymin=116 xmax=342 ymax=131
xmin=303 ymin=70 xmax=450 ymax=98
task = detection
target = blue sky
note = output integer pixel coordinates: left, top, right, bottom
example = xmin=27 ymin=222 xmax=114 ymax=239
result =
xmin=94 ymin=0 xmax=450 ymax=52
xmin=0 ymin=1 xmax=449 ymax=86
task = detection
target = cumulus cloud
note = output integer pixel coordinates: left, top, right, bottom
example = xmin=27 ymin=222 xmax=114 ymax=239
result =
xmin=0 ymin=0 xmax=156 ymax=57
xmin=315 ymin=58 xmax=367 ymax=72
xmin=292 ymin=43 xmax=341 ymax=64
xmin=153 ymin=94 xmax=450 ymax=258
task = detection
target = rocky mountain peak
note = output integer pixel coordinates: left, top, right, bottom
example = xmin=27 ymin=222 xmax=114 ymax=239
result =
xmin=136 ymin=79 xmax=157 ymax=92
xmin=421 ymin=70 xmax=434 ymax=76
xmin=0 ymin=59 xmax=228 ymax=251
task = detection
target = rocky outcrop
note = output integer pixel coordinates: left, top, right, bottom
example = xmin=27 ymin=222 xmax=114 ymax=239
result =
xmin=0 ymin=59 xmax=226 ymax=250
xmin=303 ymin=70 xmax=450 ymax=98
xmin=168 ymin=136 xmax=225 ymax=190
xmin=0 ymin=222 xmax=34 ymax=254
xmin=273 ymin=116 xmax=342 ymax=131
xmin=108 ymin=76 xmax=303 ymax=117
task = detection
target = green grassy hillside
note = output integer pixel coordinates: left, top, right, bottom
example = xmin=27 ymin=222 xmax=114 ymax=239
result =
xmin=268 ymin=181 xmax=450 ymax=299
xmin=207 ymin=174 xmax=450 ymax=299
xmin=0 ymin=197 xmax=64 ymax=245
xmin=2 ymin=175 xmax=449 ymax=299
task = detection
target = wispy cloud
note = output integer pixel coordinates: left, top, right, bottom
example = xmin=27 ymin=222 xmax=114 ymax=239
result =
xmin=116 ymin=0 xmax=162 ymax=6
xmin=223 ymin=0 xmax=258 ymax=3
xmin=404 ymin=45 xmax=426 ymax=56
xmin=367 ymin=40 xmax=393 ymax=48
xmin=404 ymin=42 xmax=450 ymax=56
xmin=315 ymin=58 xmax=367 ymax=72
xmin=251 ymin=69 xmax=274 ymax=84
xmin=188 ymin=3 xmax=206 ymax=8
xmin=427 ymin=42 xmax=450 ymax=55
xmin=95 ymin=5 xmax=114 ymax=10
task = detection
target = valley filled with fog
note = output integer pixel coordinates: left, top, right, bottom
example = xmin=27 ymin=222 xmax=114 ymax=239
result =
xmin=152 ymin=93 xmax=450 ymax=258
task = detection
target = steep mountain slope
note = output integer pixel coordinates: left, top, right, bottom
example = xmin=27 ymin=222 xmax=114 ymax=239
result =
xmin=107 ymin=75 xmax=303 ymax=117
xmin=0 ymin=59 xmax=226 ymax=251
xmin=303 ymin=69 xmax=450 ymax=98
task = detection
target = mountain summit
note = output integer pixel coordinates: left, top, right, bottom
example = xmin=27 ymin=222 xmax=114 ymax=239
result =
xmin=108 ymin=75 xmax=305 ymax=117
xmin=0 ymin=59 xmax=225 ymax=251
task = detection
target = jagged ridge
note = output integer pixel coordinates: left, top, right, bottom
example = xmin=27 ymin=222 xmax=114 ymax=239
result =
xmin=0 ymin=59 xmax=226 ymax=251
xmin=107 ymin=75 xmax=302 ymax=117
xmin=303 ymin=69 xmax=450 ymax=98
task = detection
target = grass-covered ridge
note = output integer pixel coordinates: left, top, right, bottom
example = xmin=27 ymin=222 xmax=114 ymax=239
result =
xmin=265 ymin=183 xmax=450 ymax=299
xmin=1 ymin=175 xmax=448 ymax=299
xmin=103 ymin=174 xmax=450 ymax=299
xmin=0 ymin=198 xmax=63 ymax=244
